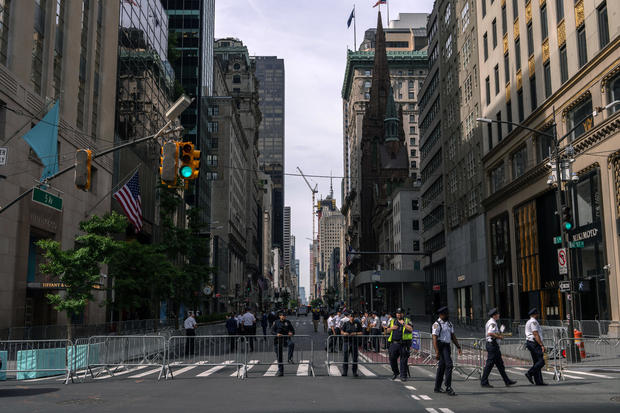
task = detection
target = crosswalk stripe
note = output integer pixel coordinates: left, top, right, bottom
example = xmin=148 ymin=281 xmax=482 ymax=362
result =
xmin=563 ymin=369 xmax=612 ymax=379
xmin=405 ymin=385 xmax=417 ymax=391
xmin=329 ymin=365 xmax=341 ymax=376
xmin=171 ymin=361 xmax=208 ymax=376
xmin=264 ymin=361 xmax=279 ymax=376
xmin=439 ymin=409 xmax=455 ymax=413
xmin=196 ymin=360 xmax=234 ymax=377
xmin=411 ymin=395 xmax=420 ymax=400
xmin=297 ymin=360 xmax=309 ymax=376
xmin=425 ymin=409 xmax=438 ymax=413
xmin=129 ymin=366 xmax=165 ymax=378
xmin=94 ymin=365 xmax=149 ymax=380
xmin=420 ymin=395 xmax=432 ymax=400
xmin=233 ymin=360 xmax=258 ymax=377
xmin=357 ymin=364 xmax=376 ymax=377
xmin=512 ymin=366 xmax=583 ymax=380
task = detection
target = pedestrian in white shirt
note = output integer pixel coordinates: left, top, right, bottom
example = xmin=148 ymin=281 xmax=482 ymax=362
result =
xmin=241 ymin=308 xmax=257 ymax=352
xmin=184 ymin=312 xmax=197 ymax=356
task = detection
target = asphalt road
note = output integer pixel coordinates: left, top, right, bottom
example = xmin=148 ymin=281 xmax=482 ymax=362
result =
xmin=1 ymin=316 xmax=619 ymax=413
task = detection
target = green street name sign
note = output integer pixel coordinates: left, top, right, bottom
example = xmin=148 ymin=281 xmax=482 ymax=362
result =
xmin=570 ymin=241 xmax=585 ymax=249
xmin=553 ymin=236 xmax=562 ymax=244
xmin=32 ymin=187 xmax=63 ymax=211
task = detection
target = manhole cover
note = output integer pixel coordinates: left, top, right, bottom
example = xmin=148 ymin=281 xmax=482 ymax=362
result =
xmin=611 ymin=396 xmax=620 ymax=402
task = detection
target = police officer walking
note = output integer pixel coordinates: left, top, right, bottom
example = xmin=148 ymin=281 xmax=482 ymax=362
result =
xmin=271 ymin=311 xmax=295 ymax=376
xmin=480 ymin=308 xmax=517 ymax=388
xmin=341 ymin=311 xmax=362 ymax=377
xmin=524 ymin=308 xmax=547 ymax=385
xmin=387 ymin=308 xmax=413 ymax=382
xmin=432 ymin=307 xmax=461 ymax=396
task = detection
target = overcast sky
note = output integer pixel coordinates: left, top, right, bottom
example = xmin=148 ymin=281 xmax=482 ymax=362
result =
xmin=215 ymin=0 xmax=435 ymax=299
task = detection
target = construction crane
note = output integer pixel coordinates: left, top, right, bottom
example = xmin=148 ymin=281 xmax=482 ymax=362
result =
xmin=297 ymin=167 xmax=318 ymax=242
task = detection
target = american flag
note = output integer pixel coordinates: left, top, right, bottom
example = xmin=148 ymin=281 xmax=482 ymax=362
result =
xmin=373 ymin=0 xmax=387 ymax=7
xmin=113 ymin=170 xmax=142 ymax=232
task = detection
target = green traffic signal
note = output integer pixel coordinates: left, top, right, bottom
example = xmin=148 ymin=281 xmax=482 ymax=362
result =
xmin=564 ymin=222 xmax=573 ymax=231
xmin=180 ymin=165 xmax=193 ymax=178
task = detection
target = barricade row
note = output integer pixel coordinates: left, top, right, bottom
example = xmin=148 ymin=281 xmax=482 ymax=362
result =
xmin=1 ymin=334 xmax=619 ymax=383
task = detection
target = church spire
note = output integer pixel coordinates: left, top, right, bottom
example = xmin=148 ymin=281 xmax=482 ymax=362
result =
xmin=366 ymin=11 xmax=391 ymax=122
xmin=384 ymin=86 xmax=399 ymax=142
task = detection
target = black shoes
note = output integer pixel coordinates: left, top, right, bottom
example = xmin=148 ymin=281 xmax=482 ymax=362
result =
xmin=341 ymin=373 xmax=348 ymax=377
xmin=353 ymin=372 xmax=359 ymax=377
xmin=505 ymin=380 xmax=517 ymax=386
xmin=276 ymin=371 xmax=284 ymax=377
xmin=391 ymin=374 xmax=398 ymax=380
xmin=288 ymin=359 xmax=295 ymax=364
xmin=481 ymin=383 xmax=494 ymax=388
xmin=400 ymin=377 xmax=407 ymax=382
xmin=536 ymin=382 xmax=548 ymax=386
xmin=446 ymin=387 xmax=456 ymax=396
xmin=525 ymin=372 xmax=534 ymax=384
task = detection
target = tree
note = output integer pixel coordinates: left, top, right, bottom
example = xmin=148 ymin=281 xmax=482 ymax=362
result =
xmin=37 ymin=213 xmax=127 ymax=339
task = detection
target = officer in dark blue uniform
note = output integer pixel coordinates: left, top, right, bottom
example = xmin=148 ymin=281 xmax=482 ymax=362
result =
xmin=480 ymin=308 xmax=517 ymax=388
xmin=341 ymin=311 xmax=363 ymax=376
xmin=271 ymin=311 xmax=295 ymax=376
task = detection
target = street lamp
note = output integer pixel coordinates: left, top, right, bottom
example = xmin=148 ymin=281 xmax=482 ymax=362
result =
xmin=477 ymin=101 xmax=616 ymax=361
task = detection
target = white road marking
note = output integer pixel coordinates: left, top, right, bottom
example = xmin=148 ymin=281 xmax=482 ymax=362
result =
xmin=425 ymin=409 xmax=438 ymax=413
xmin=234 ymin=360 xmax=258 ymax=377
xmin=357 ymin=364 xmax=376 ymax=377
xmin=405 ymin=385 xmax=417 ymax=391
xmin=171 ymin=361 xmax=208 ymax=376
xmin=411 ymin=395 xmax=420 ymax=400
xmin=512 ymin=366 xmax=583 ymax=380
xmin=563 ymin=369 xmax=612 ymax=379
xmin=129 ymin=366 xmax=165 ymax=378
xmin=329 ymin=365 xmax=341 ymax=376
xmin=297 ymin=360 xmax=309 ymax=376
xmin=439 ymin=409 xmax=455 ymax=413
xmin=196 ymin=360 xmax=234 ymax=377
xmin=420 ymin=395 xmax=432 ymax=400
xmin=94 ymin=365 xmax=149 ymax=380
xmin=264 ymin=361 xmax=279 ymax=376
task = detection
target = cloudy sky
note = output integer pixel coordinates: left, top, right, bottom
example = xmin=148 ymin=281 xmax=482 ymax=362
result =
xmin=215 ymin=0 xmax=435 ymax=298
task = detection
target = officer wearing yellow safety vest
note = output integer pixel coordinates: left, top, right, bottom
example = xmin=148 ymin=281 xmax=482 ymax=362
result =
xmin=387 ymin=308 xmax=413 ymax=382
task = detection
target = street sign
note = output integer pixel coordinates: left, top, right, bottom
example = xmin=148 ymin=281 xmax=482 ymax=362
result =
xmin=553 ymin=236 xmax=562 ymax=245
xmin=570 ymin=241 xmax=585 ymax=248
xmin=0 ymin=147 xmax=7 ymax=165
xmin=559 ymin=280 xmax=570 ymax=292
xmin=557 ymin=248 xmax=568 ymax=275
xmin=32 ymin=187 xmax=63 ymax=211
xmin=432 ymin=284 xmax=441 ymax=291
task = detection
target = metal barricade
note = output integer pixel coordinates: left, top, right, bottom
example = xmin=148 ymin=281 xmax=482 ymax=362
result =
xmin=481 ymin=337 xmax=558 ymax=379
xmin=244 ymin=335 xmax=314 ymax=377
xmin=0 ymin=339 xmax=73 ymax=383
xmin=555 ymin=337 xmax=620 ymax=380
xmin=451 ymin=338 xmax=484 ymax=379
xmin=83 ymin=335 xmax=167 ymax=381
xmin=166 ymin=335 xmax=246 ymax=379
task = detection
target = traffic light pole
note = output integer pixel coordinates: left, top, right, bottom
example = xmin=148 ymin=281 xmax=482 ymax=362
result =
xmin=0 ymin=123 xmax=178 ymax=215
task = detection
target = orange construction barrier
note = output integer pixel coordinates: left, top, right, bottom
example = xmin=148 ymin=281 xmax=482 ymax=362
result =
xmin=574 ymin=329 xmax=586 ymax=359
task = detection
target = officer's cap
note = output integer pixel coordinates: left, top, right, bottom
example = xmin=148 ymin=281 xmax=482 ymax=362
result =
xmin=437 ymin=306 xmax=449 ymax=315
xmin=395 ymin=308 xmax=404 ymax=314
xmin=277 ymin=310 xmax=285 ymax=316
xmin=488 ymin=308 xmax=499 ymax=317
xmin=343 ymin=311 xmax=351 ymax=316
xmin=528 ymin=307 xmax=539 ymax=316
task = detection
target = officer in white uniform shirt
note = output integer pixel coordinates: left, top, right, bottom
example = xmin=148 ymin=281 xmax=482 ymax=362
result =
xmin=184 ymin=312 xmax=197 ymax=355
xmin=327 ymin=312 xmax=336 ymax=352
xmin=480 ymin=308 xmax=516 ymax=387
xmin=432 ymin=307 xmax=461 ymax=396
xmin=334 ymin=310 xmax=343 ymax=351
xmin=524 ymin=308 xmax=547 ymax=385
xmin=241 ymin=309 xmax=256 ymax=352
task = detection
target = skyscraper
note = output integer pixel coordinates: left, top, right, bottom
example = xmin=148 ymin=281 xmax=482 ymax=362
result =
xmin=254 ymin=56 xmax=285 ymax=249
xmin=283 ymin=206 xmax=291 ymax=267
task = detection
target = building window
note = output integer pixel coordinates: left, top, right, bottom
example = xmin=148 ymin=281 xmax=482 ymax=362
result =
xmin=512 ymin=0 xmax=518 ymax=20
xmin=233 ymin=75 xmax=241 ymax=84
xmin=517 ymin=89 xmax=524 ymax=122
xmin=526 ymin=23 xmax=534 ymax=56
xmin=408 ymin=91 xmax=415 ymax=100
xmin=412 ymin=220 xmax=420 ymax=231
xmin=567 ymin=96 xmax=593 ymax=141
xmin=515 ymin=38 xmax=521 ymax=70
xmin=496 ymin=111 xmax=502 ymax=141
xmin=501 ymin=4 xmax=507 ymax=35
xmin=53 ymin=0 xmax=65 ymax=100
xmin=494 ymin=65 xmax=500 ymax=95
xmin=598 ymin=2 xmax=609 ymax=49
xmin=482 ymin=0 xmax=486 ymax=17
xmin=492 ymin=19 xmax=497 ymax=48
xmin=577 ymin=27 xmax=587 ymax=68
xmin=490 ymin=162 xmax=505 ymax=193
xmin=540 ymin=3 xmax=548 ymax=40
xmin=76 ymin=0 xmax=89 ymax=130
xmin=506 ymin=100 xmax=513 ymax=132
xmin=514 ymin=201 xmax=539 ymax=298
xmin=410 ymin=160 xmax=417 ymax=168
xmin=208 ymin=105 xmax=219 ymax=116
xmin=410 ymin=126 xmax=416 ymax=135
xmin=543 ymin=62 xmax=552 ymax=98
xmin=536 ymin=125 xmax=554 ymax=162
xmin=512 ymin=145 xmax=527 ymax=179
xmin=410 ymin=114 xmax=415 ymax=122
xmin=413 ymin=240 xmax=420 ymax=251
xmin=0 ymin=0 xmax=9 ymax=65
xmin=485 ymin=76 xmax=491 ymax=105
xmin=410 ymin=149 xmax=417 ymax=157
xmin=559 ymin=45 xmax=568 ymax=83
xmin=504 ymin=54 xmax=510 ymax=83
xmin=530 ymin=75 xmax=537 ymax=111
xmin=461 ymin=1 xmax=470 ymax=32
xmin=408 ymin=80 xmax=415 ymax=89
xmin=31 ymin=0 xmax=46 ymax=95
xmin=487 ymin=122 xmax=493 ymax=151
xmin=556 ymin=0 xmax=564 ymax=23
xmin=483 ymin=32 xmax=488 ymax=61
xmin=608 ymin=73 xmax=620 ymax=115
xmin=410 ymin=138 xmax=416 ymax=146
xmin=208 ymin=121 xmax=218 ymax=133
xmin=412 ymin=199 xmax=419 ymax=210
xmin=206 ymin=154 xmax=218 ymax=167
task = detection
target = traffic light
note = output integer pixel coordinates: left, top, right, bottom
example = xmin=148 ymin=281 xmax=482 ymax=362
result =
xmin=179 ymin=142 xmax=200 ymax=181
xmin=74 ymin=149 xmax=92 ymax=190
xmin=160 ymin=141 xmax=179 ymax=186
xmin=562 ymin=206 xmax=573 ymax=231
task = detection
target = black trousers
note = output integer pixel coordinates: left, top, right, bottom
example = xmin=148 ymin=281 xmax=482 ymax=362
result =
xmin=388 ymin=342 xmax=410 ymax=378
xmin=435 ymin=342 xmax=453 ymax=389
xmin=274 ymin=338 xmax=295 ymax=373
xmin=343 ymin=340 xmax=359 ymax=375
xmin=481 ymin=341 xmax=510 ymax=384
xmin=371 ymin=328 xmax=381 ymax=352
xmin=185 ymin=329 xmax=196 ymax=355
xmin=526 ymin=341 xmax=545 ymax=384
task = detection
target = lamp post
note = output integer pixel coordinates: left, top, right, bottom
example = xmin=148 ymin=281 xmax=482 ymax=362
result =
xmin=477 ymin=100 xmax=618 ymax=361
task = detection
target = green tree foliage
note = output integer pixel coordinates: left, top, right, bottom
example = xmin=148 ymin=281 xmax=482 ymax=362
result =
xmin=36 ymin=212 xmax=127 ymax=339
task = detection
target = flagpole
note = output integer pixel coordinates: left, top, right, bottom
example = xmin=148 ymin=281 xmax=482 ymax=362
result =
xmin=387 ymin=0 xmax=390 ymax=25
xmin=353 ymin=4 xmax=357 ymax=51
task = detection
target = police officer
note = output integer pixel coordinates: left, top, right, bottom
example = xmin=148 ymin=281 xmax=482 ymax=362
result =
xmin=524 ymin=308 xmax=547 ymax=385
xmin=387 ymin=308 xmax=413 ymax=382
xmin=327 ymin=312 xmax=336 ymax=352
xmin=334 ymin=310 xmax=343 ymax=351
xmin=432 ymin=307 xmax=461 ymax=396
xmin=341 ymin=311 xmax=363 ymax=376
xmin=480 ymin=308 xmax=517 ymax=388
xmin=271 ymin=311 xmax=295 ymax=376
